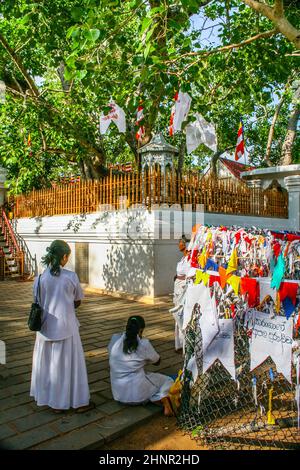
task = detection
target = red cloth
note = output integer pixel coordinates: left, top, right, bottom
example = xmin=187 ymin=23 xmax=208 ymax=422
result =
xmin=234 ymin=232 xmax=241 ymax=244
xmin=190 ymin=249 xmax=199 ymax=268
xmin=240 ymin=277 xmax=260 ymax=308
xmin=279 ymin=282 xmax=299 ymax=306
xmin=272 ymin=242 xmax=281 ymax=258
xmin=230 ymin=304 xmax=236 ymax=319
xmin=209 ymin=274 xmax=221 ymax=287
xmin=286 ymin=233 xmax=300 ymax=242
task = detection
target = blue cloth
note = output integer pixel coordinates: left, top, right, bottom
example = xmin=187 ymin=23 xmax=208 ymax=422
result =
xmin=282 ymin=297 xmax=296 ymax=319
xmin=270 ymin=254 xmax=285 ymax=290
xmin=204 ymin=259 xmax=219 ymax=272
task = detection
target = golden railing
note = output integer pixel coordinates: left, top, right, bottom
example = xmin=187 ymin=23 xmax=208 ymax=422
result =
xmin=12 ymin=171 xmax=288 ymax=219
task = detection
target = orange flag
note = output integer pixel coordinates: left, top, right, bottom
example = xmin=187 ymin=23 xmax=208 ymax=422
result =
xmin=218 ymin=266 xmax=228 ymax=289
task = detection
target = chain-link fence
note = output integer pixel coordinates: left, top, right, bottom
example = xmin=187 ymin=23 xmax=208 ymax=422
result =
xmin=178 ymin=304 xmax=299 ymax=450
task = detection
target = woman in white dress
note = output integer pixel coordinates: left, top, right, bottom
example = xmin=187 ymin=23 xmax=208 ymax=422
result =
xmin=108 ymin=316 xmax=175 ymax=416
xmin=30 ymin=240 xmax=93 ymax=413
xmin=172 ymin=235 xmax=190 ymax=352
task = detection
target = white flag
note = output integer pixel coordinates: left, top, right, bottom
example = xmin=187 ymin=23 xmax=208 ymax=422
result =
xmin=169 ymin=90 xmax=192 ymax=135
xmin=99 ymin=101 xmax=126 ymax=134
xmin=250 ymin=311 xmax=293 ymax=383
xmin=186 ymin=113 xmax=217 ymax=154
xmin=183 ymin=283 xmax=204 ymax=330
xmin=198 ymin=291 xmax=220 ymax=352
xmin=202 ymin=319 xmax=236 ymax=380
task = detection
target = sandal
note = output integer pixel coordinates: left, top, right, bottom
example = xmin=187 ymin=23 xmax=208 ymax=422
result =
xmin=52 ymin=409 xmax=66 ymax=414
xmin=75 ymin=401 xmax=96 ymax=414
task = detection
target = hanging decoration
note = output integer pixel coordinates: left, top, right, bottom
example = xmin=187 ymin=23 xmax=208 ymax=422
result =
xmin=135 ymin=104 xmax=145 ymax=141
xmin=99 ymin=100 xmax=126 ymax=134
xmin=169 ymin=90 xmax=191 ymax=136
xmin=186 ymin=113 xmax=217 ymax=154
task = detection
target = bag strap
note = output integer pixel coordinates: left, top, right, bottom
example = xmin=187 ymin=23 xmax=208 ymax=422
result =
xmin=35 ymin=274 xmax=41 ymax=304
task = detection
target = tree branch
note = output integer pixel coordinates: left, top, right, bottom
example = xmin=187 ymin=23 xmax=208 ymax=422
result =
xmin=241 ymin=0 xmax=300 ymax=49
xmin=0 ymin=33 xmax=40 ymax=98
xmin=172 ymin=29 xmax=277 ymax=73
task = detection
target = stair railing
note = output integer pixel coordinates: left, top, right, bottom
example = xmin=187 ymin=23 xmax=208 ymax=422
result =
xmin=1 ymin=209 xmax=24 ymax=277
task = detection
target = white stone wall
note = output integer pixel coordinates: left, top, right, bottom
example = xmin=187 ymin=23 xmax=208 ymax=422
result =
xmin=15 ymin=207 xmax=295 ymax=299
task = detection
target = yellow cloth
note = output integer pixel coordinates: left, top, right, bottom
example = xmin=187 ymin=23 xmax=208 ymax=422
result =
xmin=195 ymin=270 xmax=203 ymax=285
xmin=227 ymin=275 xmax=241 ymax=296
xmin=198 ymin=248 xmax=208 ymax=269
xmin=226 ymin=248 xmax=238 ymax=275
xmin=275 ymin=291 xmax=281 ymax=313
xmin=202 ymin=272 xmax=210 ymax=286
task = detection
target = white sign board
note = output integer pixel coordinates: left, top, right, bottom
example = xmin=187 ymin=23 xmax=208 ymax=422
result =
xmin=250 ymin=311 xmax=293 ymax=383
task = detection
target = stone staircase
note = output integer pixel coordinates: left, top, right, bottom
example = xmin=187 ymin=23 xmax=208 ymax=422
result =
xmin=0 ymin=209 xmax=26 ymax=279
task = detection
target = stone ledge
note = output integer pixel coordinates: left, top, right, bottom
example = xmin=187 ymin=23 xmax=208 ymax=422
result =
xmin=83 ymin=286 xmax=172 ymax=306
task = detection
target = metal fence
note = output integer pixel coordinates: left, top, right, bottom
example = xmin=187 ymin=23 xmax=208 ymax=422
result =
xmin=178 ymin=304 xmax=299 ymax=450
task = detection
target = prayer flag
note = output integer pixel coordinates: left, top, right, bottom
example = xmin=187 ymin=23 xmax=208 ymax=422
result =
xmin=169 ymin=90 xmax=191 ymax=136
xmin=186 ymin=113 xmax=217 ymax=154
xmin=100 ymin=101 xmax=126 ymax=134
xmin=235 ymin=120 xmax=245 ymax=161
xmin=135 ymin=104 xmax=145 ymax=141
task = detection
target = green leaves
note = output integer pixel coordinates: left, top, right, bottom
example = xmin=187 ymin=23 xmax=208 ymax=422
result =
xmin=84 ymin=28 xmax=100 ymax=42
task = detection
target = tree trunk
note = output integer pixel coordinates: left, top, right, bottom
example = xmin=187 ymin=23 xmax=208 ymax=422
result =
xmin=177 ymin=136 xmax=186 ymax=175
xmin=280 ymin=84 xmax=300 ymax=165
xmin=264 ymin=81 xmax=290 ymax=166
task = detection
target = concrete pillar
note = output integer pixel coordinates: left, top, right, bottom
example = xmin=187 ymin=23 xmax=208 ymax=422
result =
xmin=284 ymin=175 xmax=300 ymax=231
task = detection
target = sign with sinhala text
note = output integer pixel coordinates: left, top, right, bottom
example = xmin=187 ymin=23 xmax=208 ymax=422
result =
xmin=250 ymin=311 xmax=293 ymax=383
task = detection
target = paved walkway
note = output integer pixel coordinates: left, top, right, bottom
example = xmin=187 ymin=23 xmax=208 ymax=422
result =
xmin=0 ymin=281 xmax=182 ymax=450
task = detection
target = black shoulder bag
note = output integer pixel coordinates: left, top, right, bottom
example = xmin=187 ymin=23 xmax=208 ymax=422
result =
xmin=28 ymin=275 xmax=43 ymax=331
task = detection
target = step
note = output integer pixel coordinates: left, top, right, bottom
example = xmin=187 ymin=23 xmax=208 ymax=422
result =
xmin=8 ymin=266 xmax=18 ymax=273
xmin=6 ymin=260 xmax=17 ymax=266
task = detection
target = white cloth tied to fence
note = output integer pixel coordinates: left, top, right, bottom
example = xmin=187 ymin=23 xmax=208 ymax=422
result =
xmin=250 ymin=311 xmax=293 ymax=383
xmin=186 ymin=113 xmax=217 ymax=154
xmin=202 ymin=319 xmax=236 ymax=380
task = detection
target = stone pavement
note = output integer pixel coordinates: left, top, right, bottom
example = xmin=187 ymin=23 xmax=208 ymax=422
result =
xmin=0 ymin=280 xmax=183 ymax=450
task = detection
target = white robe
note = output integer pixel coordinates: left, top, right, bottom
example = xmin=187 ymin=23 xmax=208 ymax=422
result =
xmin=30 ymin=268 xmax=90 ymax=409
xmin=108 ymin=333 xmax=174 ymax=404
xmin=173 ymin=256 xmax=190 ymax=350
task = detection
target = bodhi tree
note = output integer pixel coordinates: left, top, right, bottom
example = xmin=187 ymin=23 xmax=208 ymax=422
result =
xmin=0 ymin=0 xmax=298 ymax=193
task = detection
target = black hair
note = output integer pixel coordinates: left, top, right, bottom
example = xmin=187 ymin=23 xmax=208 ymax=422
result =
xmin=41 ymin=240 xmax=71 ymax=276
xmin=180 ymin=234 xmax=190 ymax=244
xmin=123 ymin=315 xmax=145 ymax=354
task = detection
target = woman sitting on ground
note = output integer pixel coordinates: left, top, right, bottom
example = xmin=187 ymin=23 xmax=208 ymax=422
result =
xmin=108 ymin=315 xmax=174 ymax=416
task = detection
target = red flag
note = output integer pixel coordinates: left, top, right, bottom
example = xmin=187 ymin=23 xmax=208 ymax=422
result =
xmin=169 ymin=91 xmax=178 ymax=136
xmin=135 ymin=104 xmax=145 ymax=141
xmin=235 ymin=121 xmax=244 ymax=161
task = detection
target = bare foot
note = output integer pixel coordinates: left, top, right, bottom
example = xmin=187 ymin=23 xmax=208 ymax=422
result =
xmin=161 ymin=397 xmax=174 ymax=417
